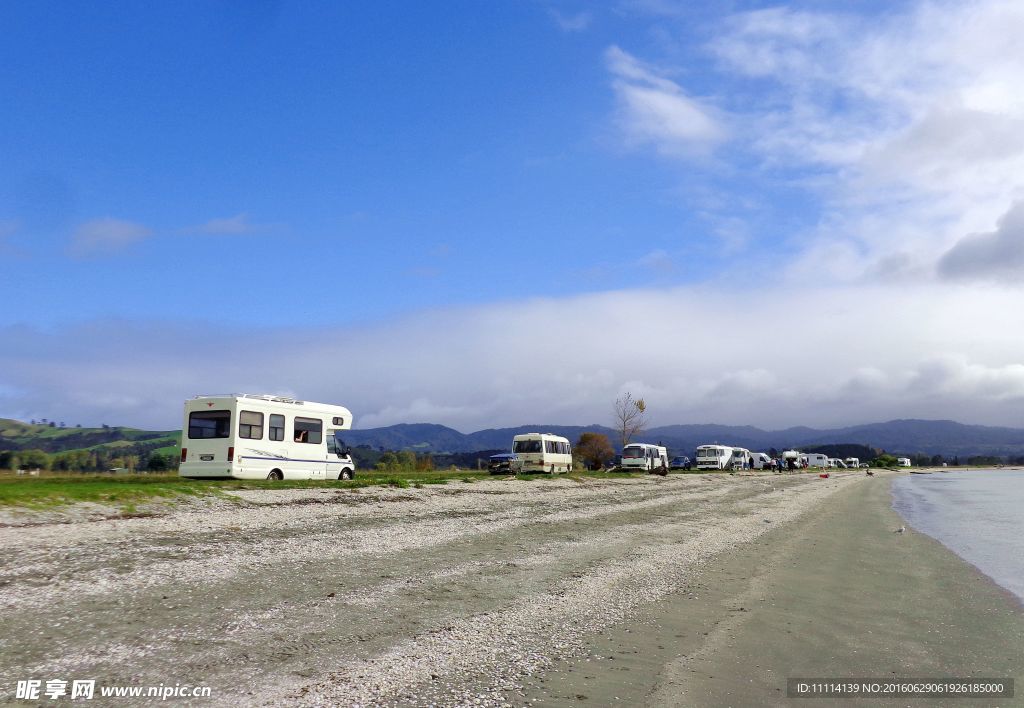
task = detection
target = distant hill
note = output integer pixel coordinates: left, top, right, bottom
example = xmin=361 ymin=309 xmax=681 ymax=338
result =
xmin=5 ymin=416 xmax=1024 ymax=460
xmin=0 ymin=418 xmax=179 ymax=456
xmin=345 ymin=419 xmax=1024 ymax=459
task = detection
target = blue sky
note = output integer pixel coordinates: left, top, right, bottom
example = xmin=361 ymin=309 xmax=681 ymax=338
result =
xmin=3 ymin=1 xmax=1024 ymax=431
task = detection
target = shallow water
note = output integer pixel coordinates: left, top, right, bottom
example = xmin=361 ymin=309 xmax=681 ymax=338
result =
xmin=892 ymin=468 xmax=1024 ymax=603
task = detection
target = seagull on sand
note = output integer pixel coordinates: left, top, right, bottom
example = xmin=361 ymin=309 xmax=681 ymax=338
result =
xmin=895 ymin=525 xmax=906 ymax=533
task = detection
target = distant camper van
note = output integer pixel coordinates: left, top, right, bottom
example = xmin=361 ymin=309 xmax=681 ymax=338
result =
xmin=897 ymin=457 xmax=912 ymax=467
xmin=696 ymin=445 xmax=750 ymax=470
xmin=804 ymin=453 xmax=829 ymax=468
xmin=750 ymin=452 xmax=773 ymax=469
xmin=511 ymin=433 xmax=572 ymax=474
xmin=179 ymin=394 xmax=356 ymax=481
xmin=621 ymin=443 xmax=669 ymax=472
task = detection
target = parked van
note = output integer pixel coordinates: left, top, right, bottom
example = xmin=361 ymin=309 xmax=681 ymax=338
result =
xmin=696 ymin=445 xmax=750 ymax=470
xmin=621 ymin=443 xmax=669 ymax=472
xmin=511 ymin=433 xmax=572 ymax=474
xmin=828 ymin=458 xmax=847 ymax=468
xmin=750 ymin=452 xmax=773 ymax=469
xmin=179 ymin=394 xmax=355 ymax=480
xmin=844 ymin=457 xmax=860 ymax=469
xmin=897 ymin=457 xmax=912 ymax=467
xmin=804 ymin=453 xmax=829 ymax=468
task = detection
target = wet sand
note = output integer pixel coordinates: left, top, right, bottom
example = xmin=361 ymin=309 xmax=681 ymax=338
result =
xmin=527 ymin=474 xmax=1024 ymax=707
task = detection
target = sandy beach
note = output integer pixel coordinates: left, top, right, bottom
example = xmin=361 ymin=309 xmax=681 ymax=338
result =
xmin=1 ymin=471 xmax=1020 ymax=706
xmin=528 ymin=472 xmax=1024 ymax=707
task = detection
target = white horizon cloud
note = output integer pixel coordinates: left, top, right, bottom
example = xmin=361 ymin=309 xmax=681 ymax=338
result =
xmin=3 ymin=283 xmax=1024 ymax=433
xmin=66 ymin=218 xmax=152 ymax=258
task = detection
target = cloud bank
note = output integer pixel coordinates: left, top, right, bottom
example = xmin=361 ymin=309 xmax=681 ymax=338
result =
xmin=3 ymin=283 xmax=1023 ymax=432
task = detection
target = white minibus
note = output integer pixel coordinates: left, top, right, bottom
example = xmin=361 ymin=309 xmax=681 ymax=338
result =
xmin=696 ymin=444 xmax=749 ymax=470
xmin=179 ymin=394 xmax=356 ymax=480
xmin=511 ymin=433 xmax=573 ymax=474
xmin=621 ymin=443 xmax=669 ymax=472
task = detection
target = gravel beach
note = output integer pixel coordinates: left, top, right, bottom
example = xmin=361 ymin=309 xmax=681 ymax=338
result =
xmin=4 ymin=471 xmax=1014 ymax=707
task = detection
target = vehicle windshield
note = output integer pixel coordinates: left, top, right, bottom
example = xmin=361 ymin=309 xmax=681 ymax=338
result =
xmin=513 ymin=440 xmax=542 ymax=453
xmin=622 ymin=446 xmax=645 ymax=458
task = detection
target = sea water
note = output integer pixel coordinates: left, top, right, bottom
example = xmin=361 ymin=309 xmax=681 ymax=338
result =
xmin=892 ymin=469 xmax=1024 ymax=603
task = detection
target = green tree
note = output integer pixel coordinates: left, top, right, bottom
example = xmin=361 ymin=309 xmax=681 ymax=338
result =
xmin=575 ymin=432 xmax=615 ymax=470
xmin=19 ymin=449 xmax=51 ymax=470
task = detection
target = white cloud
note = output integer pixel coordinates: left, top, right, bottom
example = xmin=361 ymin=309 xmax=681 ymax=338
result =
xmin=548 ymin=8 xmax=592 ymax=32
xmin=606 ymin=46 xmax=726 ymax=158
xmin=685 ymin=0 xmax=1024 ymax=280
xmin=67 ymin=218 xmax=151 ymax=258
xmin=193 ymin=213 xmax=258 ymax=235
xmin=3 ymin=283 xmax=1024 ymax=432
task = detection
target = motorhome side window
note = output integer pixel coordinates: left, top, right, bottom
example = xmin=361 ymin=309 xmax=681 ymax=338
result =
xmin=293 ymin=417 xmax=322 ymax=444
xmin=188 ymin=410 xmax=230 ymax=439
xmin=238 ymin=410 xmax=263 ymax=439
xmin=332 ymin=416 xmax=345 ymax=426
xmin=269 ymin=414 xmax=284 ymax=441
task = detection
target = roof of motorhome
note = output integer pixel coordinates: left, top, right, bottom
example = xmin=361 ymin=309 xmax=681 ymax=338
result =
xmin=188 ymin=394 xmax=351 ymax=411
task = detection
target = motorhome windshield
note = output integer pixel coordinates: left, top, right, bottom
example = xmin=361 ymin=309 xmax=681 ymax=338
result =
xmin=622 ymin=446 xmax=644 ymax=458
xmin=188 ymin=410 xmax=230 ymax=439
xmin=697 ymin=448 xmax=721 ymax=458
xmin=513 ymin=440 xmax=542 ymax=453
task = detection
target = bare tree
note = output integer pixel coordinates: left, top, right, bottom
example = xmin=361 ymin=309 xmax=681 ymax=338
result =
xmin=613 ymin=392 xmax=647 ymax=450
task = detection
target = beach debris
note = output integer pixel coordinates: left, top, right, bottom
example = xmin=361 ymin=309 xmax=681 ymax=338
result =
xmin=818 ymin=473 xmax=830 ymax=478
xmin=866 ymin=470 xmax=875 ymax=476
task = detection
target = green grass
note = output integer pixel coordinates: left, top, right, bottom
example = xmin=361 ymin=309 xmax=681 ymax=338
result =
xmin=0 ymin=473 xmax=216 ymax=510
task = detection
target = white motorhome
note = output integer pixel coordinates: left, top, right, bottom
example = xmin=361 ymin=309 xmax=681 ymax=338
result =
xmin=804 ymin=453 xmax=829 ymax=468
xmin=511 ymin=433 xmax=572 ymax=474
xmin=844 ymin=457 xmax=860 ymax=469
xmin=696 ymin=445 xmax=730 ymax=470
xmin=897 ymin=457 xmax=912 ymax=467
xmin=621 ymin=443 xmax=669 ymax=472
xmin=179 ymin=394 xmax=356 ymax=481
xmin=828 ymin=458 xmax=847 ymax=468
xmin=750 ymin=452 xmax=773 ymax=469
xmin=696 ymin=445 xmax=750 ymax=470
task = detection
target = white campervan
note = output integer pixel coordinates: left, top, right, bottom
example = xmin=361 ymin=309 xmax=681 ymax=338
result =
xmin=844 ymin=457 xmax=860 ymax=469
xmin=511 ymin=433 xmax=572 ymax=474
xmin=179 ymin=394 xmax=356 ymax=480
xmin=696 ymin=445 xmax=750 ymax=470
xmin=804 ymin=453 xmax=829 ymax=468
xmin=621 ymin=443 xmax=669 ymax=472
xmin=828 ymin=458 xmax=847 ymax=468
xmin=750 ymin=452 xmax=773 ymax=469
xmin=897 ymin=457 xmax=912 ymax=467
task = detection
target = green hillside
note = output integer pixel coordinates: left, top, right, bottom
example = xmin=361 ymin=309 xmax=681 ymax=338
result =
xmin=0 ymin=419 xmax=181 ymax=472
